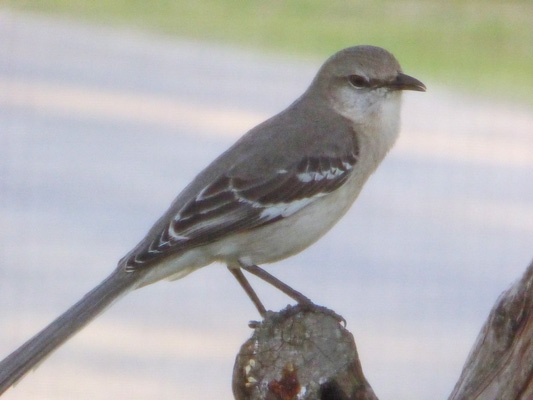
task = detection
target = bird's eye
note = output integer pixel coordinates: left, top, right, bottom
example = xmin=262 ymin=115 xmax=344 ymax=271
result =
xmin=348 ymin=75 xmax=369 ymax=89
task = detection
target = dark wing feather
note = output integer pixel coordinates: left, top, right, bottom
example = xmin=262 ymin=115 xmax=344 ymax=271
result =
xmin=125 ymin=152 xmax=358 ymax=269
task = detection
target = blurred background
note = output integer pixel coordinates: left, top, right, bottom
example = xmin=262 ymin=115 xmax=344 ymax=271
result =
xmin=1 ymin=1 xmax=532 ymax=399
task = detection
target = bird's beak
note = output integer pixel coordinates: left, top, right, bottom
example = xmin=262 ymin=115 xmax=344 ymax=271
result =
xmin=389 ymin=73 xmax=426 ymax=92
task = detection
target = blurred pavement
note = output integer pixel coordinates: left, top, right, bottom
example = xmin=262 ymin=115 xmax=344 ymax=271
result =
xmin=1 ymin=10 xmax=532 ymax=400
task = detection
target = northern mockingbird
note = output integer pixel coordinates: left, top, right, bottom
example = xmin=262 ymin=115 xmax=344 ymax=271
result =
xmin=0 ymin=45 xmax=425 ymax=393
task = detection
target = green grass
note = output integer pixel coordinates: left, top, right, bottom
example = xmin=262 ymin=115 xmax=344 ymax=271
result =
xmin=5 ymin=0 xmax=533 ymax=102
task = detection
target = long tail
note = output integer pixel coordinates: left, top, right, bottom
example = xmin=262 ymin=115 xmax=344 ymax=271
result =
xmin=0 ymin=269 xmax=141 ymax=395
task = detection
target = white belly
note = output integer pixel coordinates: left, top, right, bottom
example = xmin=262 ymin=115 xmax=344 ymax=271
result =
xmin=135 ymin=168 xmax=366 ymax=288
xmin=215 ymin=172 xmax=363 ymax=266
xmin=135 ymin=113 xmax=399 ymax=288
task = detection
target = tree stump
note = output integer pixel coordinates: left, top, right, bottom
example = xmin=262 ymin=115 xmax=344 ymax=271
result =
xmin=232 ymin=259 xmax=533 ymax=400
xmin=232 ymin=304 xmax=377 ymax=400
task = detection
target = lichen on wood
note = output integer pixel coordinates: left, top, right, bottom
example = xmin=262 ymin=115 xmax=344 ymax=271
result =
xmin=232 ymin=304 xmax=378 ymax=400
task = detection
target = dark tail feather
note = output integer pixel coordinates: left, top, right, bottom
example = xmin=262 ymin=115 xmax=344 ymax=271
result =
xmin=0 ymin=270 xmax=140 ymax=395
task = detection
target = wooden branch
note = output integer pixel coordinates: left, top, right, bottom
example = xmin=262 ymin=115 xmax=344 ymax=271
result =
xmin=232 ymin=259 xmax=533 ymax=400
xmin=449 ymin=259 xmax=533 ymax=400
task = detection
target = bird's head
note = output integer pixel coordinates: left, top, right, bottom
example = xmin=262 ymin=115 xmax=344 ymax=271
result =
xmin=311 ymin=45 xmax=426 ymax=127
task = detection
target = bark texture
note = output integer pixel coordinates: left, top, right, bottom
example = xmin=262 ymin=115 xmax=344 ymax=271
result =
xmin=232 ymin=305 xmax=377 ymax=400
xmin=449 ymin=260 xmax=533 ymax=400
xmin=233 ymin=259 xmax=533 ymax=400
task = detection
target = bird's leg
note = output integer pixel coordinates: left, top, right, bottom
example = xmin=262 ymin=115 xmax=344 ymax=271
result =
xmin=227 ymin=266 xmax=267 ymax=317
xmin=240 ymin=263 xmax=313 ymax=306
xmin=235 ymin=264 xmax=346 ymax=326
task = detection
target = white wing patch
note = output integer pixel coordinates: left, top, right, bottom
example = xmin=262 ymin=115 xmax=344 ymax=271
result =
xmin=259 ymin=197 xmax=320 ymax=219
xmin=125 ymin=152 xmax=358 ymax=269
xmin=297 ymin=163 xmax=353 ymax=183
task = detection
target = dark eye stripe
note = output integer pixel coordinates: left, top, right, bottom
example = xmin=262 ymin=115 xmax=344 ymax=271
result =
xmin=348 ymin=75 xmax=387 ymax=89
xmin=348 ymin=75 xmax=369 ymax=88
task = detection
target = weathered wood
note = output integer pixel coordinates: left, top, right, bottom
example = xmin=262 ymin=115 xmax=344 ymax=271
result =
xmin=233 ymin=260 xmax=533 ymax=400
xmin=232 ymin=304 xmax=378 ymax=400
xmin=449 ymin=260 xmax=533 ymax=400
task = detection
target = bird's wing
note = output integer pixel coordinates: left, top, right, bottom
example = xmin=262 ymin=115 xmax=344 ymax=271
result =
xmin=125 ymin=152 xmax=358 ymax=269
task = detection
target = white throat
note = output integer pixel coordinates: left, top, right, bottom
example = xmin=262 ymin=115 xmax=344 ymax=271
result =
xmin=332 ymin=88 xmax=402 ymax=169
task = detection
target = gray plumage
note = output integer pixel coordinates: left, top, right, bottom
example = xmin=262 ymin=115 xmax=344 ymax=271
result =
xmin=0 ymin=45 xmax=425 ymax=395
